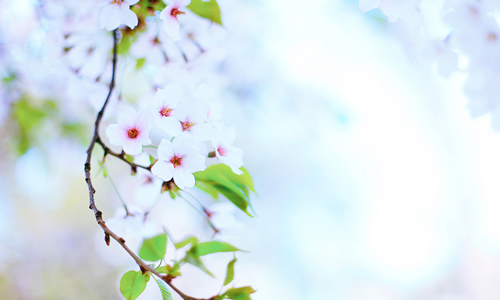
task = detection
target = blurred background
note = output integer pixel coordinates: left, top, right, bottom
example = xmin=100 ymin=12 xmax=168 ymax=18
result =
xmin=2 ymin=0 xmax=500 ymax=299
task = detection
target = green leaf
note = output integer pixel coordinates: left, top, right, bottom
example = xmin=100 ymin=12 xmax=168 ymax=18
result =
xmin=223 ymin=287 xmax=256 ymax=300
xmin=119 ymin=271 xmax=149 ymax=300
xmin=194 ymin=165 xmax=254 ymax=217
xmin=189 ymin=241 xmax=240 ymax=257
xmin=187 ymin=0 xmax=222 ymax=25
xmin=174 ymin=236 xmax=198 ymax=249
xmin=155 ymin=279 xmax=173 ymax=300
xmin=125 ymin=154 xmax=135 ymax=163
xmin=156 ymin=264 xmax=181 ymax=277
xmin=184 ymin=251 xmax=214 ymax=277
xmin=103 ymin=167 xmax=108 ymax=178
xmin=118 ymin=34 xmax=132 ymax=55
xmin=139 ymin=234 xmax=167 ymax=261
xmin=136 ymin=58 xmax=146 ymax=69
xmin=224 ymin=258 xmax=237 ymax=286
xmin=149 ymin=155 xmax=156 ymax=165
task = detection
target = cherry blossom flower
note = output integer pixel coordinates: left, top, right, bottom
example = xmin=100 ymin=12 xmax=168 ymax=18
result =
xmin=152 ymin=84 xmax=184 ymax=136
xmin=211 ymin=127 xmax=243 ymax=175
xmin=151 ymin=137 xmax=206 ymax=189
xmin=99 ymin=0 xmax=140 ymax=31
xmin=159 ymin=0 xmax=191 ymax=41
xmin=164 ymin=97 xmax=213 ymax=141
xmin=106 ymin=107 xmax=153 ymax=155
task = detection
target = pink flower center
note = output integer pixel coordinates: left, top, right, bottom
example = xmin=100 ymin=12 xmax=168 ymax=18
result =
xmin=217 ymin=147 xmax=228 ymax=156
xmin=170 ymin=8 xmax=185 ymax=19
xmin=181 ymin=120 xmax=194 ymax=131
xmin=128 ymin=128 xmax=139 ymax=139
xmin=111 ymin=0 xmax=123 ymax=4
xmin=170 ymin=155 xmax=183 ymax=168
xmin=160 ymin=107 xmax=172 ymax=117
xmin=487 ymin=32 xmax=498 ymax=42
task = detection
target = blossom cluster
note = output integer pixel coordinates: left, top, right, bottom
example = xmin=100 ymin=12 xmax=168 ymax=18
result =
xmin=359 ymin=0 xmax=500 ymax=129
xmin=99 ymin=0 xmax=190 ymax=40
xmin=105 ymin=83 xmax=243 ymax=189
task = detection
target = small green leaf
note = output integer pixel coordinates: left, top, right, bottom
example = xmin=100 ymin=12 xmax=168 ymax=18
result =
xmin=103 ymin=167 xmax=108 ymax=178
xmin=187 ymin=0 xmax=222 ymax=25
xmin=184 ymin=251 xmax=214 ymax=277
xmin=190 ymin=241 xmax=240 ymax=257
xmin=136 ymin=58 xmax=146 ymax=69
xmin=224 ymin=258 xmax=237 ymax=286
xmin=125 ymin=154 xmax=134 ymax=162
xmin=194 ymin=165 xmax=254 ymax=216
xmin=118 ymin=34 xmax=132 ymax=55
xmin=223 ymin=287 xmax=256 ymax=300
xmin=156 ymin=279 xmax=173 ymax=300
xmin=139 ymin=234 xmax=167 ymax=261
xmin=119 ymin=270 xmax=149 ymax=300
xmin=174 ymin=236 xmax=198 ymax=249
xmin=149 ymin=155 xmax=156 ymax=165
xmin=156 ymin=264 xmax=181 ymax=277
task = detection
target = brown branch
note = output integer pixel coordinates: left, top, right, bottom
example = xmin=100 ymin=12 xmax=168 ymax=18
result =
xmin=83 ymin=29 xmax=212 ymax=300
xmin=96 ymin=136 xmax=151 ymax=171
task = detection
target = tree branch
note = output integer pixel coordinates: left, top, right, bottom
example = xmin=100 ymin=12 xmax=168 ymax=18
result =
xmin=83 ymin=29 xmax=212 ymax=300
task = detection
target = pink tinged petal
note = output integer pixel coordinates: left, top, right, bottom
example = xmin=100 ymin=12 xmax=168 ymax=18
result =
xmin=118 ymin=4 xmax=139 ymax=29
xmin=359 ymin=0 xmax=380 ymax=13
xmin=100 ymin=5 xmax=121 ymax=31
xmin=163 ymin=15 xmax=181 ymax=41
xmin=179 ymin=0 xmax=191 ymax=6
xmin=152 ymin=160 xmax=174 ymax=181
xmin=157 ymin=139 xmax=175 ymax=161
xmin=172 ymin=168 xmax=195 ymax=189
xmin=220 ymin=147 xmax=243 ymax=174
xmin=106 ymin=124 xmax=128 ymax=146
xmin=122 ymin=139 xmax=143 ymax=155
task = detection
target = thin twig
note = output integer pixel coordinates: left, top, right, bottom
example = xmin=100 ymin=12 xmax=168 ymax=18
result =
xmin=84 ymin=29 xmax=213 ymax=300
xmin=96 ymin=136 xmax=151 ymax=171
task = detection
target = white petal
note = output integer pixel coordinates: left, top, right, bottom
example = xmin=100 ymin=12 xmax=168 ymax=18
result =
xmin=183 ymin=152 xmax=206 ymax=173
xmin=106 ymin=124 xmax=127 ymax=146
xmin=163 ymin=16 xmax=181 ymax=41
xmin=136 ymin=109 xmax=154 ymax=132
xmin=158 ymin=117 xmax=182 ymax=135
xmin=157 ymin=139 xmax=175 ymax=161
xmin=126 ymin=0 xmax=140 ymax=5
xmin=117 ymin=107 xmax=137 ymax=127
xmin=119 ymin=4 xmax=139 ymax=29
xmin=152 ymin=160 xmax=174 ymax=181
xmin=190 ymin=122 xmax=213 ymax=142
xmin=173 ymin=168 xmax=195 ymax=189
xmin=162 ymin=84 xmax=184 ymax=105
xmin=123 ymin=139 xmax=143 ymax=155
xmin=100 ymin=5 xmax=121 ymax=31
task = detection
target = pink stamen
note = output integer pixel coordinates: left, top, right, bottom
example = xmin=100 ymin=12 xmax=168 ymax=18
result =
xmin=170 ymin=8 xmax=185 ymax=19
xmin=160 ymin=107 xmax=172 ymax=117
xmin=180 ymin=120 xmax=194 ymax=131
